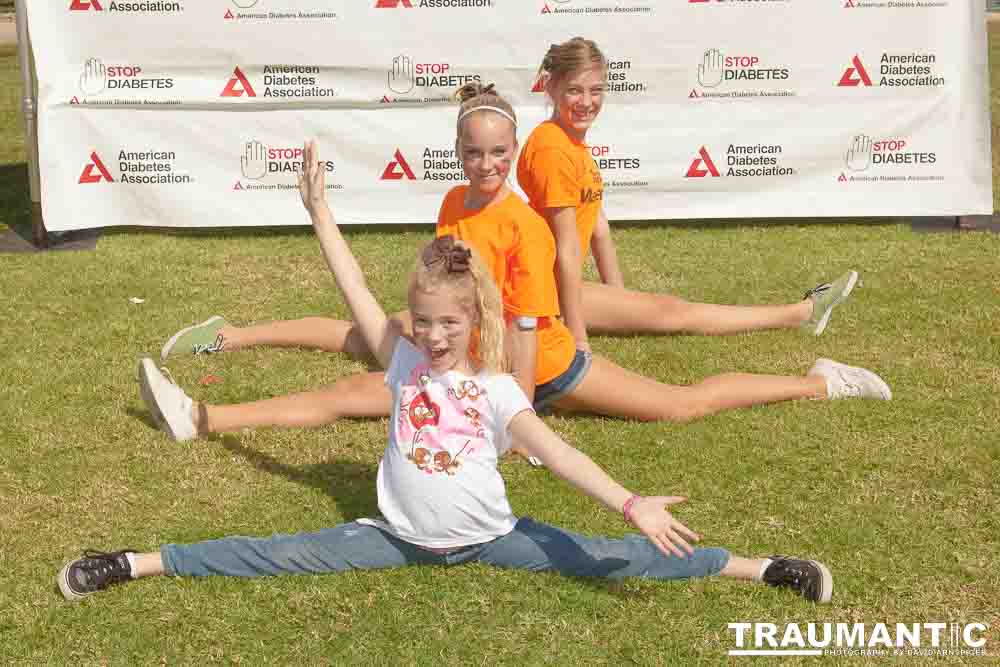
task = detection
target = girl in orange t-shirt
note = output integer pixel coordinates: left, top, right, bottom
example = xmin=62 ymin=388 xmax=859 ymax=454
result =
xmin=518 ymin=37 xmax=860 ymax=354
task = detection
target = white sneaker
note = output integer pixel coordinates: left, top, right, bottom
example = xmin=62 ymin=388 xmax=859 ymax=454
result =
xmin=809 ymin=358 xmax=892 ymax=401
xmin=138 ymin=358 xmax=198 ymax=441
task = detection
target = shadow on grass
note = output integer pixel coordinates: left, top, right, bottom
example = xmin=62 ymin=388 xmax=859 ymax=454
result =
xmin=218 ymin=435 xmax=380 ymax=521
xmin=0 ymin=161 xmax=29 ymax=229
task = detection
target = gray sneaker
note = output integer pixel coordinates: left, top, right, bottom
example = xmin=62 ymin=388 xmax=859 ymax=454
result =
xmin=803 ymin=271 xmax=858 ymax=336
xmin=809 ymin=358 xmax=891 ymax=401
xmin=160 ymin=316 xmax=227 ymax=361
xmin=138 ymin=358 xmax=198 ymax=441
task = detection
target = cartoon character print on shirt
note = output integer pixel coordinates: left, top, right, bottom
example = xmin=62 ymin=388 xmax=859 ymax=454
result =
xmin=397 ymin=364 xmax=488 ymax=476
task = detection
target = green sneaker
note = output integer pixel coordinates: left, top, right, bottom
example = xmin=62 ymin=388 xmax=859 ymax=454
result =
xmin=160 ymin=316 xmax=228 ymax=361
xmin=803 ymin=271 xmax=858 ymax=336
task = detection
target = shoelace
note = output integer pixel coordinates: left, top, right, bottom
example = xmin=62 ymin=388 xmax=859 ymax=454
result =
xmin=78 ymin=550 xmax=132 ymax=586
xmin=192 ymin=333 xmax=225 ymax=355
xmin=803 ymin=283 xmax=831 ymax=300
xmin=766 ymin=560 xmax=816 ymax=596
xmin=835 ymin=369 xmax=863 ymax=398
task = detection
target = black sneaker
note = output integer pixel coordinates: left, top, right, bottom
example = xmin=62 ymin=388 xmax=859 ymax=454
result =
xmin=762 ymin=556 xmax=833 ymax=603
xmin=57 ymin=550 xmax=135 ymax=601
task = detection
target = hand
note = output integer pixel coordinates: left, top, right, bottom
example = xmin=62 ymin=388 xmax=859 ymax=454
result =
xmin=240 ymin=140 xmax=268 ymax=180
xmin=697 ymin=49 xmax=723 ymax=88
xmin=576 ymin=340 xmax=592 ymax=354
xmin=79 ymin=57 xmax=107 ymax=96
xmin=297 ymin=140 xmax=329 ymax=219
xmin=388 ymin=54 xmax=415 ymax=95
xmin=628 ymin=496 xmax=701 ymax=559
xmin=845 ymin=134 xmax=872 ymax=172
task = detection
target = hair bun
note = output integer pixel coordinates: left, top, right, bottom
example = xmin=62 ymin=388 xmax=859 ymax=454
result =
xmin=453 ymin=82 xmax=498 ymax=104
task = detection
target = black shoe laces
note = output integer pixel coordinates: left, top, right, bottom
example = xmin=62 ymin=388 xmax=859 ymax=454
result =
xmin=763 ymin=557 xmax=817 ymax=598
xmin=76 ymin=550 xmax=133 ymax=589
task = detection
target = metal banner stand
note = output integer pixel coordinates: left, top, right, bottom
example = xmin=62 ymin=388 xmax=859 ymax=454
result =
xmin=15 ymin=0 xmax=47 ymax=248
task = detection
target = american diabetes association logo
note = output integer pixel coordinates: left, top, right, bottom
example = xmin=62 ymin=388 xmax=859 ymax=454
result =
xmin=684 ymin=143 xmax=794 ymax=179
xmin=689 ymin=48 xmax=794 ymax=100
xmin=837 ymin=52 xmax=945 ymax=88
xmin=837 ymin=134 xmax=942 ymax=184
xmin=69 ymin=0 xmax=184 ymax=14
xmin=380 ymin=147 xmax=462 ymax=182
xmin=540 ymin=0 xmax=654 ymax=15
xmin=842 ymin=0 xmax=950 ymax=9
xmin=373 ymin=0 xmax=495 ymax=10
xmin=70 ymin=58 xmax=179 ymax=107
xmin=232 ymin=140 xmax=341 ymax=193
xmin=219 ymin=65 xmax=338 ymax=100
xmin=223 ymin=0 xmax=337 ymax=22
xmin=381 ymin=55 xmax=483 ymax=103
xmin=77 ymin=149 xmax=193 ymax=186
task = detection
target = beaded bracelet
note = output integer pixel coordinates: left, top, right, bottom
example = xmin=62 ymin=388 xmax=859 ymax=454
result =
xmin=622 ymin=494 xmax=642 ymax=525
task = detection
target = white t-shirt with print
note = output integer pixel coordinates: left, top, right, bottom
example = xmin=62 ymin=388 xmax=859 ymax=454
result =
xmin=363 ymin=338 xmax=532 ymax=549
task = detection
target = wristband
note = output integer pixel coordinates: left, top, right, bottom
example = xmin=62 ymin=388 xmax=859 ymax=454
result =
xmin=622 ymin=494 xmax=642 ymax=526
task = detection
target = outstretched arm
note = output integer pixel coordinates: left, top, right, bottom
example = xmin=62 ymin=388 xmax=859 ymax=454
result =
xmin=298 ymin=140 xmax=399 ymax=368
xmin=544 ymin=207 xmax=589 ymax=353
xmin=590 ymin=208 xmax=624 ymax=288
xmin=507 ymin=411 xmax=700 ymax=558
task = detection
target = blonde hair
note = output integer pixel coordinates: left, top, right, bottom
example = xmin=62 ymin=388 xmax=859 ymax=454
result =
xmin=453 ymin=82 xmax=518 ymax=137
xmin=409 ymin=237 xmax=506 ymax=375
xmin=535 ymin=37 xmax=608 ymax=91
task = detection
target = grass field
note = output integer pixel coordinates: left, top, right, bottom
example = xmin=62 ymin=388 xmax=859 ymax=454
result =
xmin=1 ymin=29 xmax=999 ymax=667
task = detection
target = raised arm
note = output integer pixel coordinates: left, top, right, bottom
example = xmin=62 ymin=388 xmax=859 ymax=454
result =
xmin=590 ymin=208 xmax=624 ymax=288
xmin=543 ymin=207 xmax=589 ymax=352
xmin=298 ymin=140 xmax=399 ymax=368
xmin=507 ymin=411 xmax=700 ymax=558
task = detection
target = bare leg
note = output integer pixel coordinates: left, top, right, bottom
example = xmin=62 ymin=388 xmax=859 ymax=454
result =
xmin=553 ymin=354 xmax=827 ymax=422
xmin=194 ymin=371 xmax=392 ymax=434
xmin=220 ymin=311 xmax=413 ymax=359
xmin=133 ymin=553 xmax=165 ymax=578
xmin=720 ymin=556 xmax=764 ymax=580
xmin=581 ymin=281 xmax=811 ymax=336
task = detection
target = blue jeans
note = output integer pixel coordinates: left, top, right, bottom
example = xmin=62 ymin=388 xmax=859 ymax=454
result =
xmin=534 ymin=350 xmax=592 ymax=412
xmin=161 ymin=517 xmax=729 ymax=581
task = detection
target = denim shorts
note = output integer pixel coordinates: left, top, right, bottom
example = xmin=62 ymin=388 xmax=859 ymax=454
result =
xmin=533 ymin=350 xmax=592 ymax=412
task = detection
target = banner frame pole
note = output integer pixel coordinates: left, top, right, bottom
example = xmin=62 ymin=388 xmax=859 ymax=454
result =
xmin=14 ymin=0 xmax=47 ymax=248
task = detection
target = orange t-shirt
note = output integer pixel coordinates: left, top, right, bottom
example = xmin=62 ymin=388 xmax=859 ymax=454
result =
xmin=516 ymin=120 xmax=604 ymax=262
xmin=436 ymin=186 xmax=576 ymax=385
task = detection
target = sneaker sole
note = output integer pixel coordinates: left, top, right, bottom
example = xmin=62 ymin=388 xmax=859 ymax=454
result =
xmin=813 ymin=271 xmax=858 ymax=336
xmin=57 ymin=562 xmax=88 ymax=602
xmin=160 ymin=315 xmax=223 ymax=361
xmin=138 ymin=358 xmax=185 ymax=441
xmin=810 ymin=559 xmax=834 ymax=603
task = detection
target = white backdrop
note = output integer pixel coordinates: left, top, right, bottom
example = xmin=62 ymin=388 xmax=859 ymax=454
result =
xmin=26 ymin=0 xmax=993 ymax=231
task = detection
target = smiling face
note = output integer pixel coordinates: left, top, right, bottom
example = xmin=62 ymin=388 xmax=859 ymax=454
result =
xmin=409 ymin=283 xmax=477 ymax=375
xmin=547 ymin=65 xmax=607 ymax=141
xmin=457 ymin=112 xmax=517 ymax=205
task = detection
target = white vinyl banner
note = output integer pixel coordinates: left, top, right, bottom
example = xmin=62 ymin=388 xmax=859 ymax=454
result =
xmin=26 ymin=0 xmax=993 ymax=231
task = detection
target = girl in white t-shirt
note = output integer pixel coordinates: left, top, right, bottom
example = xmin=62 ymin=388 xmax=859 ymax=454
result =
xmin=58 ymin=142 xmax=833 ymax=604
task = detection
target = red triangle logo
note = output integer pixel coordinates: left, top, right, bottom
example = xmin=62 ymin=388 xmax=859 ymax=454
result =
xmin=79 ymin=151 xmax=114 ymax=184
xmin=233 ymin=181 xmax=243 ymax=190
xmin=843 ymin=0 xmax=855 ymax=7
xmin=685 ymin=147 xmax=720 ymax=178
xmin=838 ymin=55 xmax=873 ymax=87
xmin=224 ymin=8 xmax=234 ymax=18
xmin=381 ymin=95 xmax=392 ymax=103
xmin=380 ymin=149 xmax=416 ymax=181
xmin=688 ymin=89 xmax=700 ymax=99
xmin=541 ymin=4 xmax=551 ymax=13
xmin=70 ymin=96 xmax=80 ymax=105
xmin=221 ymin=66 xmax=256 ymax=97
xmin=838 ymin=173 xmax=848 ymax=183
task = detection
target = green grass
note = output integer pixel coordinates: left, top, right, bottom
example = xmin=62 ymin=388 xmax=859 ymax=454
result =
xmin=2 ymin=29 xmax=1000 ymax=667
